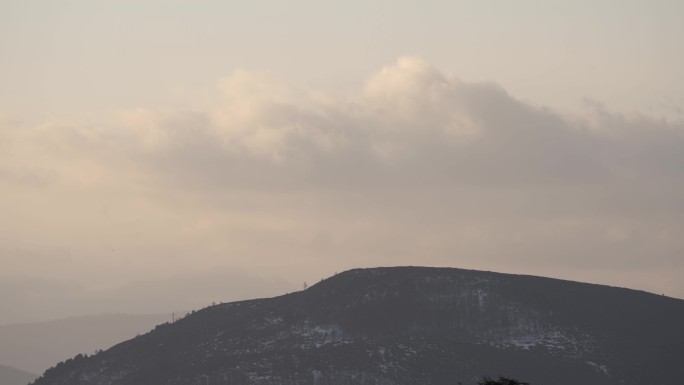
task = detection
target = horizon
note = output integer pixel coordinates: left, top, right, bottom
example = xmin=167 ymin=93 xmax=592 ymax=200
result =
xmin=3 ymin=264 xmax=682 ymax=328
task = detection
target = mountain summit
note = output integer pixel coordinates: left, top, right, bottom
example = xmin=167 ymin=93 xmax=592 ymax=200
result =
xmin=31 ymin=267 xmax=684 ymax=385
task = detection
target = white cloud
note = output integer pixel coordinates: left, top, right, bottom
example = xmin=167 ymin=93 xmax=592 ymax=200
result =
xmin=1 ymin=57 xmax=683 ymax=323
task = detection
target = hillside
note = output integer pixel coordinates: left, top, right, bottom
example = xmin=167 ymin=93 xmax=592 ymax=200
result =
xmin=31 ymin=267 xmax=684 ymax=385
xmin=0 ymin=313 xmax=170 ymax=374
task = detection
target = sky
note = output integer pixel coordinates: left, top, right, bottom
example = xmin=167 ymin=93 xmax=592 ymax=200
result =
xmin=1 ymin=0 xmax=683 ymax=325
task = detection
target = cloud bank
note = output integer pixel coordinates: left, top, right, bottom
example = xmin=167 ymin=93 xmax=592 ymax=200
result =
xmin=1 ymin=57 xmax=683 ymax=323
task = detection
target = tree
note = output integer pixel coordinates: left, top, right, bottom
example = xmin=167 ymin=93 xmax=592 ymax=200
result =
xmin=477 ymin=376 xmax=529 ymax=385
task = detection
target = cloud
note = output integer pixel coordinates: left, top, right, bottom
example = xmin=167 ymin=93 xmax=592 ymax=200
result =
xmin=1 ymin=57 xmax=683 ymax=323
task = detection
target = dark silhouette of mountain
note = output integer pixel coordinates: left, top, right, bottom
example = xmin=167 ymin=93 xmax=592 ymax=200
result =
xmin=31 ymin=267 xmax=684 ymax=385
xmin=0 ymin=364 xmax=37 ymax=385
xmin=0 ymin=313 xmax=171 ymax=374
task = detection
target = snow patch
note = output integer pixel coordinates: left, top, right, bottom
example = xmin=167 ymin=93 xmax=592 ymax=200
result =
xmin=490 ymin=327 xmax=594 ymax=358
xmin=586 ymin=361 xmax=610 ymax=375
xmin=292 ymin=322 xmax=346 ymax=348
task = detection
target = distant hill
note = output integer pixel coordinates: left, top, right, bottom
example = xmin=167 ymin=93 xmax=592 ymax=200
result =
xmin=0 ymin=364 xmax=37 ymax=385
xmin=0 ymin=313 xmax=170 ymax=374
xmin=31 ymin=267 xmax=684 ymax=385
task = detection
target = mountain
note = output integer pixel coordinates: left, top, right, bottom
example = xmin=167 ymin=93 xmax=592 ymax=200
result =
xmin=0 ymin=313 xmax=171 ymax=374
xmin=31 ymin=267 xmax=684 ymax=385
xmin=0 ymin=364 xmax=37 ymax=385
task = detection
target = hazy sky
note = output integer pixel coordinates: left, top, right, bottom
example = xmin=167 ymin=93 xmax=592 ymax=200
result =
xmin=1 ymin=0 xmax=683 ymax=325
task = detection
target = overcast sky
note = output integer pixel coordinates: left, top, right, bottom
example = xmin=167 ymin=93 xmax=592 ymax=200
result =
xmin=1 ymin=0 xmax=683 ymax=325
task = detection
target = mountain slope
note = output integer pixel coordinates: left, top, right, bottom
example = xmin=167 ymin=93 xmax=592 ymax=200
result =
xmin=0 ymin=364 xmax=37 ymax=385
xmin=31 ymin=267 xmax=684 ymax=385
xmin=0 ymin=313 xmax=171 ymax=374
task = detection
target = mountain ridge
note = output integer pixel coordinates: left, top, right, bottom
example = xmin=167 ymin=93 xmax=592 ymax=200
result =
xmin=0 ymin=363 xmax=37 ymax=385
xmin=31 ymin=266 xmax=684 ymax=385
xmin=0 ymin=313 xmax=172 ymax=374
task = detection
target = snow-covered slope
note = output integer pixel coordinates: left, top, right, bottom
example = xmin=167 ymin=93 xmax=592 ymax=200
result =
xmin=31 ymin=267 xmax=684 ymax=385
